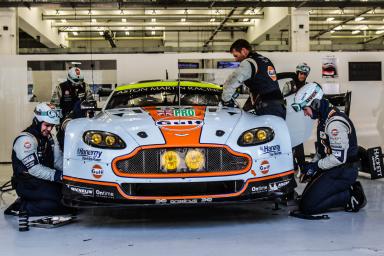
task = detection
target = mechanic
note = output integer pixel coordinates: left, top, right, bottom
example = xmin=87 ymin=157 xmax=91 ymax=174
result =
xmin=291 ymin=82 xmax=367 ymax=215
xmin=221 ymin=39 xmax=286 ymax=119
xmin=277 ymin=63 xmax=311 ymax=172
xmin=5 ymin=103 xmax=72 ymax=216
xmin=277 ymin=62 xmax=311 ymax=96
xmin=51 ymin=66 xmax=93 ymax=120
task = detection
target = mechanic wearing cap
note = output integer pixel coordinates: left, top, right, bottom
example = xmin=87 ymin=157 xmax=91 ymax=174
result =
xmin=292 ymin=83 xmax=367 ymax=214
xmin=6 ymin=103 xmax=71 ymax=216
xmin=277 ymin=62 xmax=311 ymax=97
xmin=51 ymin=66 xmax=93 ymax=120
xmin=221 ymin=39 xmax=286 ymax=119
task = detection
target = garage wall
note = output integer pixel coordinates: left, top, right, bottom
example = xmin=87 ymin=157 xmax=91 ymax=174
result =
xmin=0 ymin=52 xmax=383 ymax=161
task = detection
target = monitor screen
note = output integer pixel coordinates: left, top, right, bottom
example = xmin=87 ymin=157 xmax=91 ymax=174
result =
xmin=217 ymin=61 xmax=240 ymax=69
xmin=178 ymin=62 xmax=199 ymax=69
xmin=349 ymin=62 xmax=382 ymax=81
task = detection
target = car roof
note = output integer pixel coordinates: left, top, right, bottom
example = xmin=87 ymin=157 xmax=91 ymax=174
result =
xmin=115 ymin=80 xmax=222 ymax=92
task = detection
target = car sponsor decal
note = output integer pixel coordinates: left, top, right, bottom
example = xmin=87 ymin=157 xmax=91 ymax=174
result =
xmin=155 ymin=198 xmax=213 ymax=204
xmin=95 ymin=189 xmax=115 ymax=199
xmin=173 ymin=108 xmax=195 ymax=117
xmin=91 ymin=164 xmax=104 ymax=179
xmin=144 ymin=106 xmax=206 ymax=146
xmin=259 ymin=160 xmax=270 ymax=175
xmin=67 ymin=184 xmax=94 ymax=197
xmin=77 ymin=148 xmax=102 ymax=161
xmin=268 ymin=179 xmax=291 ymax=192
xmin=267 ymin=66 xmax=277 ymax=81
xmin=251 ymin=185 xmax=268 ymax=194
xmin=259 ymin=145 xmax=281 ymax=156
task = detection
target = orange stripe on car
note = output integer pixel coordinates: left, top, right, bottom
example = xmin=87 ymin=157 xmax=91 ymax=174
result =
xmin=143 ymin=106 xmax=205 ymax=146
xmin=63 ymin=170 xmax=294 ymax=200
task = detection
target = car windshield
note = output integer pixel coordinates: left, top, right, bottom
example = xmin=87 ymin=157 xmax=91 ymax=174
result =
xmin=105 ymin=85 xmax=222 ymax=109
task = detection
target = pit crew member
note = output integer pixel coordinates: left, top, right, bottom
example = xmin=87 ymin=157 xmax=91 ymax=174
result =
xmin=292 ymin=83 xmax=367 ymax=214
xmin=8 ymin=103 xmax=72 ymax=216
xmin=221 ymin=39 xmax=286 ymax=119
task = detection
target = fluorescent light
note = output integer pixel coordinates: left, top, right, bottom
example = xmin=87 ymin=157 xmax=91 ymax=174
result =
xmin=243 ymin=18 xmax=250 ymax=22
xmin=99 ymin=31 xmax=103 ymax=36
xmin=354 ymin=17 xmax=365 ymax=22
xmin=151 ymin=18 xmax=156 ymax=22
xmin=181 ymin=18 xmax=186 ymax=22
xmin=210 ymin=18 xmax=215 ymax=22
xmin=61 ymin=19 xmax=66 ymax=23
xmin=72 ymin=31 xmax=78 ymax=36
xmin=376 ymin=30 xmax=384 ymax=35
xmin=330 ymin=30 xmax=335 ymax=33
xmin=122 ymin=18 xmax=126 ymax=22
xmin=151 ymin=31 xmax=155 ymax=35
xmin=352 ymin=30 xmax=361 ymax=34
xmin=326 ymin=17 xmax=335 ymax=22
xmin=92 ymin=19 xmax=96 ymax=23
xmin=125 ymin=31 xmax=130 ymax=35
xmin=334 ymin=25 xmax=343 ymax=30
xmin=152 ymin=10 xmax=156 ymax=15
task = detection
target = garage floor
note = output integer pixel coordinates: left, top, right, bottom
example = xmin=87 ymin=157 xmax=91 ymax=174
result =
xmin=0 ymin=164 xmax=383 ymax=256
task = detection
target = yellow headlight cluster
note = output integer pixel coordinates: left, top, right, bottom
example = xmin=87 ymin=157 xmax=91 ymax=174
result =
xmin=161 ymin=151 xmax=180 ymax=171
xmin=238 ymin=127 xmax=274 ymax=146
xmin=83 ymin=131 xmax=126 ymax=149
xmin=161 ymin=149 xmax=205 ymax=172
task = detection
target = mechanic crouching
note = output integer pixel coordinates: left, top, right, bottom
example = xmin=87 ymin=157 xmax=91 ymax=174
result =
xmin=6 ymin=103 xmax=72 ymax=216
xmin=291 ymin=83 xmax=367 ymax=215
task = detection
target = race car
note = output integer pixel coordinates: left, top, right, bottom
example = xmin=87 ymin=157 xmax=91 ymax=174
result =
xmin=62 ymin=80 xmax=299 ymax=207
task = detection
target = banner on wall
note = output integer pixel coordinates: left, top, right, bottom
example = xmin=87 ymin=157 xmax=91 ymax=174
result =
xmin=322 ymin=55 xmax=338 ymax=78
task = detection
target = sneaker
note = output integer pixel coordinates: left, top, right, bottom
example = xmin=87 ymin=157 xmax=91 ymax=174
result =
xmin=4 ymin=198 xmax=21 ymax=216
xmin=346 ymin=181 xmax=367 ymax=212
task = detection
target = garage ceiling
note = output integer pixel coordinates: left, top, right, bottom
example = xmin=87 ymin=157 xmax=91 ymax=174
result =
xmin=8 ymin=0 xmax=384 ymax=52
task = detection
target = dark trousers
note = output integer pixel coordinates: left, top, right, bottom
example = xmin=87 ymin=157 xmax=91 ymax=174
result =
xmin=256 ymin=102 xmax=286 ymax=120
xmin=16 ymin=178 xmax=71 ymax=216
xmin=293 ymin=143 xmax=305 ymax=170
xmin=300 ymin=166 xmax=358 ymax=215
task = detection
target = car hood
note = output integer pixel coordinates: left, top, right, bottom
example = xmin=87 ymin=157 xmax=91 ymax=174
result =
xmin=100 ymin=106 xmax=243 ymax=146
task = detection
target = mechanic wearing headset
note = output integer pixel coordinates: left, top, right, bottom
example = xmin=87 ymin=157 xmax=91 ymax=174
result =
xmin=5 ymin=103 xmax=72 ymax=216
xmin=221 ymin=39 xmax=286 ymax=119
xmin=292 ymin=83 xmax=367 ymax=214
xmin=51 ymin=66 xmax=94 ymax=120
xmin=277 ymin=62 xmax=311 ymax=97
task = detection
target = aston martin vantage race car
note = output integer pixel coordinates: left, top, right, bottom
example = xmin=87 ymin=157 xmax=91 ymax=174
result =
xmin=62 ymin=80 xmax=298 ymax=207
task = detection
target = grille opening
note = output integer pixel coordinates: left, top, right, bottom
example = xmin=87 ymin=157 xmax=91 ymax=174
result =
xmin=121 ymin=180 xmax=245 ymax=197
xmin=115 ymin=147 xmax=249 ymax=175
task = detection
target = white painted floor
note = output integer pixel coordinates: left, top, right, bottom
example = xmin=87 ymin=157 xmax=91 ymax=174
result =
xmin=1 ymin=164 xmax=383 ymax=256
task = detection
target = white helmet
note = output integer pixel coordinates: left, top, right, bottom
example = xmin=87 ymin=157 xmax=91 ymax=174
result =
xmin=67 ymin=67 xmax=84 ymax=85
xmin=34 ymin=103 xmax=62 ymax=125
xmin=291 ymin=82 xmax=324 ymax=112
xmin=296 ymin=62 xmax=311 ymax=75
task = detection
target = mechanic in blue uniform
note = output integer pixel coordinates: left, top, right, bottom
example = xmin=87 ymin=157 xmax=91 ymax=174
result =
xmin=277 ymin=62 xmax=311 ymax=96
xmin=221 ymin=39 xmax=286 ymax=119
xmin=292 ymin=83 xmax=367 ymax=214
xmin=7 ymin=103 xmax=71 ymax=216
xmin=51 ymin=67 xmax=93 ymax=149
xmin=51 ymin=67 xmax=93 ymax=120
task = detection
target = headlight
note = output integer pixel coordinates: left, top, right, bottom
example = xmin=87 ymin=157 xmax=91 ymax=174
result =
xmin=185 ymin=149 xmax=205 ymax=171
xmin=83 ymin=131 xmax=126 ymax=149
xmin=161 ymin=150 xmax=180 ymax=171
xmin=237 ymin=127 xmax=274 ymax=146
